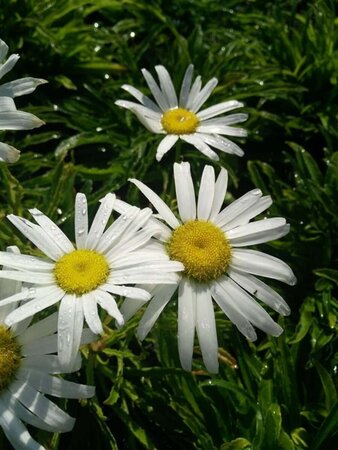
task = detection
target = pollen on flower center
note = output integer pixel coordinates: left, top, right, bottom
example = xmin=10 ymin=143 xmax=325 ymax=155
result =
xmin=54 ymin=249 xmax=109 ymax=295
xmin=167 ymin=220 xmax=232 ymax=282
xmin=161 ymin=108 xmax=199 ymax=135
xmin=0 ymin=325 xmax=21 ymax=392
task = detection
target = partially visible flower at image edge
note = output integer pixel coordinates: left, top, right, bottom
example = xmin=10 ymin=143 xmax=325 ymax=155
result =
xmin=0 ymin=246 xmax=95 ymax=450
xmin=0 ymin=38 xmax=47 ymax=164
xmin=0 ymin=193 xmax=183 ymax=371
xmin=117 ymin=162 xmax=296 ymax=373
xmin=115 ymin=64 xmax=248 ymax=162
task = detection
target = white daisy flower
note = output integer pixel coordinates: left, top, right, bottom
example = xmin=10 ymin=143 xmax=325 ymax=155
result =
xmin=0 ymin=193 xmax=183 ymax=370
xmin=119 ymin=162 xmax=296 ymax=373
xmin=115 ymin=64 xmax=248 ymax=162
xmin=0 ymin=248 xmax=95 ymax=450
xmin=0 ymin=38 xmax=47 ymax=163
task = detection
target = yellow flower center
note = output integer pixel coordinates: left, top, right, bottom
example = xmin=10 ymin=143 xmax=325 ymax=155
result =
xmin=54 ymin=249 xmax=109 ymax=295
xmin=0 ymin=325 xmax=21 ymax=392
xmin=167 ymin=221 xmax=232 ymax=283
xmin=161 ymin=108 xmax=199 ymax=135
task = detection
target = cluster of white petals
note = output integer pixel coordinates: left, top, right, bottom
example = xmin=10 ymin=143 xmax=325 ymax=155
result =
xmin=0 ymin=39 xmax=46 ymax=163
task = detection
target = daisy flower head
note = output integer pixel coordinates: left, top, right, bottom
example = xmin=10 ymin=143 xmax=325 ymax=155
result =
xmin=115 ymin=64 xmax=248 ymax=162
xmin=0 ymin=193 xmax=183 ymax=371
xmin=122 ymin=162 xmax=296 ymax=373
xmin=0 ymin=248 xmax=95 ymax=450
xmin=0 ymin=38 xmax=47 ymax=163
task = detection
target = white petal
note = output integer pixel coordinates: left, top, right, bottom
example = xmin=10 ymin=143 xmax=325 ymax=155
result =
xmin=118 ymin=101 xmax=162 ymax=121
xmin=0 ymin=53 xmax=20 ymax=79
xmin=82 ymin=292 xmax=103 ymax=335
xmin=0 ymin=251 xmax=53 ymax=272
xmin=198 ymin=123 xmax=247 ymax=137
xmin=17 ymin=368 xmax=95 ymax=398
xmin=86 ymin=193 xmax=115 ymax=250
xmin=5 ymin=286 xmax=64 ymax=327
xmin=0 ymin=399 xmax=44 ymax=450
xmin=155 ymin=65 xmax=178 ymax=108
xmin=174 ymin=161 xmax=196 ymax=222
xmin=186 ymin=76 xmax=202 ymax=110
xmin=0 ymin=246 xmax=22 ymax=319
xmin=21 ymin=334 xmax=58 ymax=356
xmin=95 ymin=289 xmax=124 ymax=326
xmin=120 ymin=297 xmax=148 ymax=322
xmin=121 ymin=84 xmax=161 ymax=111
xmin=195 ymin=285 xmax=219 ymax=373
xmin=190 ymin=77 xmax=218 ymax=113
xmin=109 ymin=264 xmax=182 ymax=285
xmin=115 ymin=100 xmax=163 ymax=133
xmin=0 ymin=96 xmax=16 ymax=111
xmin=9 ymin=380 xmax=75 ymax=432
xmin=227 ymin=218 xmax=289 ymax=247
xmin=7 ymin=214 xmax=64 ymax=260
xmin=0 ymin=77 xmax=47 ymax=97
xmin=222 ymin=195 xmax=273 ymax=231
xmin=209 ymin=167 xmax=228 ymax=220
xmin=156 ymin=134 xmax=179 ymax=161
xmin=0 ymin=39 xmax=9 ymax=61
xmin=201 ymin=113 xmax=248 ymax=127
xmin=22 ymin=354 xmax=81 ymax=374
xmin=20 ymin=311 xmax=58 ymax=343
xmin=179 ymin=64 xmax=194 ymax=108
xmin=141 ymin=68 xmax=170 ymax=111
xmin=97 ymin=205 xmax=140 ymax=254
xmin=108 ymin=250 xmax=169 ymax=270
xmin=75 ymin=193 xmax=88 ymax=248
xmin=101 ymin=284 xmax=151 ymax=301
xmin=0 ymin=141 xmax=20 ymax=163
xmin=218 ymin=277 xmax=283 ymax=336
xmin=129 ymin=178 xmax=180 ymax=229
xmin=197 ymin=165 xmax=215 ymax=220
xmin=29 ymin=208 xmax=74 ymax=254
xmin=0 ymin=270 xmax=53 ymax=284
xmin=137 ymin=284 xmax=177 ymax=340
xmin=57 ymin=295 xmax=84 ymax=371
xmin=231 ymin=249 xmax=297 ymax=285
xmin=177 ymin=278 xmax=196 ymax=371
xmin=228 ymin=269 xmax=290 ymax=315
xmin=197 ymin=100 xmax=244 ymax=120
xmin=0 ymin=110 xmax=44 ymax=130
xmin=197 ymin=133 xmax=244 ymax=156
xmin=181 ymin=134 xmax=219 ymax=161
xmin=0 ymin=287 xmax=33 ymax=310
xmin=80 ymin=328 xmax=98 ymax=345
xmin=211 ymin=280 xmax=257 ymax=341
xmin=214 ymin=188 xmax=262 ymax=229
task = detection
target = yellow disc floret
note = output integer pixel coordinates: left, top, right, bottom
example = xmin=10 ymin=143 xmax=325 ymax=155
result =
xmin=0 ymin=325 xmax=21 ymax=392
xmin=54 ymin=249 xmax=109 ymax=295
xmin=167 ymin=220 xmax=232 ymax=283
xmin=161 ymin=108 xmax=199 ymax=135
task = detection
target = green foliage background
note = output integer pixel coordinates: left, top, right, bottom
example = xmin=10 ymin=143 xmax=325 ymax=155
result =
xmin=0 ymin=0 xmax=337 ymax=448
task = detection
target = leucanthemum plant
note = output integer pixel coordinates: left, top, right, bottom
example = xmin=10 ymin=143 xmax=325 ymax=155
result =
xmin=115 ymin=64 xmax=248 ymax=162
xmin=0 ymin=247 xmax=95 ymax=450
xmin=0 ymin=193 xmax=183 ymax=371
xmin=118 ymin=162 xmax=296 ymax=373
xmin=0 ymin=38 xmax=46 ymax=163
